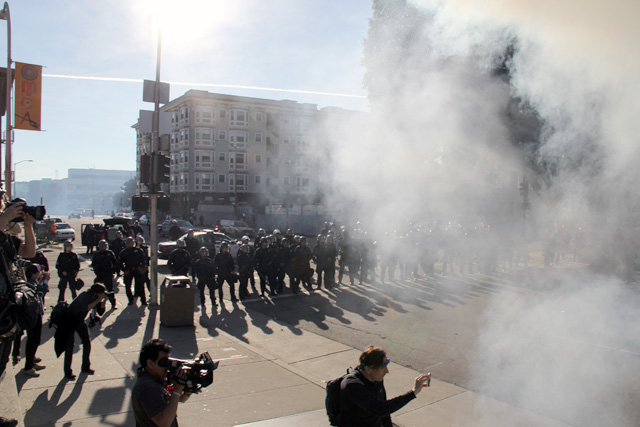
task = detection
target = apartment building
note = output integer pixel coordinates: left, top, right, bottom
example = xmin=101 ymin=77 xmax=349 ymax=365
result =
xmin=135 ymin=90 xmax=333 ymax=218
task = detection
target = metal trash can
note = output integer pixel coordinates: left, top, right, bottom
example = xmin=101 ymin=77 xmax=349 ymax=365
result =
xmin=160 ymin=275 xmax=194 ymax=327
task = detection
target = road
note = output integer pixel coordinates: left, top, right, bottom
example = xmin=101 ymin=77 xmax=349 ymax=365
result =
xmin=53 ymin=216 xmax=640 ymax=426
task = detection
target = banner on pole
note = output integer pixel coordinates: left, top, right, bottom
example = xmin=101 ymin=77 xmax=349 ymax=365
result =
xmin=15 ymin=62 xmax=42 ymax=131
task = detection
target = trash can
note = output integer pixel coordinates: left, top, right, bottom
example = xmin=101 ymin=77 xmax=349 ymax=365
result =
xmin=160 ymin=275 xmax=194 ymax=327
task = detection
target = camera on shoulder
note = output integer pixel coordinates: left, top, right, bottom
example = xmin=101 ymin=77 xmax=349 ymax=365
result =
xmin=159 ymin=351 xmax=218 ymax=393
xmin=5 ymin=198 xmax=46 ymax=221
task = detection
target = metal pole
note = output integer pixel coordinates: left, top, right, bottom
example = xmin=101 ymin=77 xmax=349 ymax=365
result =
xmin=149 ymin=29 xmax=162 ymax=307
xmin=234 ymin=142 xmax=238 ymax=219
xmin=2 ymin=2 xmax=11 ymax=199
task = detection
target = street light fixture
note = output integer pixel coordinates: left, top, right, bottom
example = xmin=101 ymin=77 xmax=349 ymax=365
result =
xmin=0 ymin=2 xmax=12 ymax=199
xmin=13 ymin=159 xmax=32 ymax=197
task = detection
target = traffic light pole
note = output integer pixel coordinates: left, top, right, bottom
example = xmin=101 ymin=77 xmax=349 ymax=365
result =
xmin=148 ymin=30 xmax=162 ymax=308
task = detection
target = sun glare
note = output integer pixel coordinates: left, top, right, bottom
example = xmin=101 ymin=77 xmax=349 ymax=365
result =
xmin=130 ymin=0 xmax=245 ymax=50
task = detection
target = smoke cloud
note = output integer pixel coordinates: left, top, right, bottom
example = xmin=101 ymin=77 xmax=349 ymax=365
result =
xmin=320 ymin=0 xmax=640 ymax=424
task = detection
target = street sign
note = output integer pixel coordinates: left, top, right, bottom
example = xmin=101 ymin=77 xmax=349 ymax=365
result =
xmin=143 ymin=79 xmax=170 ymax=104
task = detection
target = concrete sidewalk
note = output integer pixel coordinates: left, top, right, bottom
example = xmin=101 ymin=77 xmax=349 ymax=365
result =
xmin=1 ymin=245 xmax=569 ymax=426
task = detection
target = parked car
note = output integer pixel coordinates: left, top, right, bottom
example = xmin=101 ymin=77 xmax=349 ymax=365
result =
xmin=213 ymin=219 xmax=254 ymax=238
xmin=139 ymin=215 xmax=149 ymax=225
xmin=55 ymin=223 xmax=76 ymax=242
xmin=157 ymin=231 xmax=241 ymax=259
xmin=158 ymin=219 xmax=194 ymax=237
xmin=45 ymin=216 xmax=63 ymax=223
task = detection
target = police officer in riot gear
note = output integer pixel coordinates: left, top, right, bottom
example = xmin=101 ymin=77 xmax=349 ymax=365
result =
xmin=167 ymin=240 xmax=191 ymax=276
xmin=119 ymin=237 xmax=148 ymax=306
xmin=92 ymin=240 xmax=118 ymax=308
xmin=193 ymin=247 xmax=217 ymax=308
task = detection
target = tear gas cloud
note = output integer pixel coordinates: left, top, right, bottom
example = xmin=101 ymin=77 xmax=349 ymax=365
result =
xmin=319 ymin=0 xmax=640 ymax=424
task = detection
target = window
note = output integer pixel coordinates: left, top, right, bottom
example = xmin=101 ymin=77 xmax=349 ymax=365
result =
xmin=283 ymin=176 xmax=290 ymax=186
xmin=229 ymin=131 xmax=247 ymax=148
xmin=202 ymin=173 xmax=212 ymax=185
xmin=229 ymin=153 xmax=247 ymax=171
xmin=255 ymin=175 xmax=262 ymax=184
xmin=255 ymin=154 xmax=262 ymax=163
xmin=296 ymin=138 xmax=310 ymax=153
xmin=171 ymin=112 xmax=178 ymax=124
xmin=180 ymin=151 xmax=189 ymax=163
xmin=230 ymin=109 xmax=248 ymax=126
xmin=218 ymin=174 xmax=226 ymax=183
xmin=255 ymin=133 xmax=262 ymax=142
xmin=298 ymin=117 xmax=312 ymax=132
xmin=195 ymin=128 xmax=213 ymax=145
xmin=196 ymin=106 xmax=214 ymax=124
xmin=296 ymin=176 xmax=310 ymax=193
xmin=180 ymin=107 xmax=189 ymax=124
xmin=219 ymin=109 xmax=226 ymax=119
xmin=195 ymin=150 xmax=213 ymax=167
xmin=295 ymin=156 xmax=311 ymax=173
xmin=180 ymin=129 xmax=189 ymax=144
xmin=218 ymin=130 xmax=226 ymax=140
xmin=201 ymin=151 xmax=212 ymax=164
xmin=256 ymin=112 xmax=263 ymax=122
xmin=284 ymin=136 xmax=290 ymax=144
xmin=230 ymin=174 xmax=247 ymax=191
xmin=218 ymin=152 xmax=226 ymax=162
xmin=283 ymin=115 xmax=290 ymax=124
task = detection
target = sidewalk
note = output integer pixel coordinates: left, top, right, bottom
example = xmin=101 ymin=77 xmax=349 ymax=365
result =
xmin=1 ymin=245 xmax=569 ymax=426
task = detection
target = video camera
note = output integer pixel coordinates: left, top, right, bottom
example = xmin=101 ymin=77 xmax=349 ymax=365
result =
xmin=159 ymin=352 xmax=218 ymax=393
xmin=5 ymin=198 xmax=46 ymax=221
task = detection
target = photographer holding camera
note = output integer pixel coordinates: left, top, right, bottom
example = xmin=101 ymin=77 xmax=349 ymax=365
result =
xmin=0 ymin=196 xmax=37 ymax=382
xmin=132 ymin=338 xmax=194 ymax=427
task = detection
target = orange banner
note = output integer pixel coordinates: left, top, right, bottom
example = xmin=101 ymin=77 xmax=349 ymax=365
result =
xmin=15 ymin=62 xmax=42 ymax=131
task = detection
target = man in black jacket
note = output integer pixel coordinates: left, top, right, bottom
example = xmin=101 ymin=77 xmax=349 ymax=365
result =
xmin=59 ymin=283 xmax=107 ymax=380
xmin=56 ymin=240 xmax=80 ymax=302
xmin=214 ymin=242 xmax=236 ymax=301
xmin=167 ymin=240 xmax=191 ymax=276
xmin=119 ymin=237 xmax=147 ymax=306
xmin=193 ymin=247 xmax=217 ymax=308
xmin=339 ymin=346 xmax=430 ymax=427
xmin=92 ymin=240 xmax=119 ymax=308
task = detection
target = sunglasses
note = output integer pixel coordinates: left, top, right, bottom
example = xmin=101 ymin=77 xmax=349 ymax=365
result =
xmin=366 ymin=357 xmax=390 ymax=369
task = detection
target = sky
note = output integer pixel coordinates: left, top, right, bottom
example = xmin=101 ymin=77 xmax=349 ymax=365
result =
xmin=2 ymin=0 xmax=372 ymax=183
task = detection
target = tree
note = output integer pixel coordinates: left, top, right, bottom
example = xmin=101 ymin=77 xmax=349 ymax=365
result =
xmin=120 ymin=178 xmax=137 ymax=208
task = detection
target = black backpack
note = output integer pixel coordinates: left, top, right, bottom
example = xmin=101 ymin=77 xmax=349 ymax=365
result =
xmin=326 ymin=368 xmax=353 ymax=426
xmin=14 ymin=281 xmax=40 ymax=330
xmin=48 ymin=301 xmax=69 ymax=328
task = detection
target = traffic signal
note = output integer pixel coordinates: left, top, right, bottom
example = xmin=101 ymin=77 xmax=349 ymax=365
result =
xmin=157 ymin=195 xmax=171 ymax=212
xmin=132 ymin=195 xmax=150 ymax=211
xmin=139 ymin=154 xmax=151 ymax=185
xmin=153 ymin=153 xmax=171 ymax=185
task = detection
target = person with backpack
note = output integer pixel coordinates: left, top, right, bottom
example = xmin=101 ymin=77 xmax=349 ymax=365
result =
xmin=54 ymin=283 xmax=107 ymax=380
xmin=0 ymin=197 xmax=37 ymax=386
xmin=331 ymin=345 xmax=430 ymax=427
xmin=13 ymin=263 xmax=46 ymax=377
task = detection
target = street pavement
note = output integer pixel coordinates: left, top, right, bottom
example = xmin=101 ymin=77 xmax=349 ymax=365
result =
xmin=0 ymin=241 xmax=570 ymax=426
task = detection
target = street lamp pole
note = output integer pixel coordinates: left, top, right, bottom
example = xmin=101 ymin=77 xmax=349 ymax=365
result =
xmin=13 ymin=158 xmax=32 ymax=196
xmin=0 ymin=2 xmax=12 ymax=199
xmin=148 ymin=29 xmax=162 ymax=307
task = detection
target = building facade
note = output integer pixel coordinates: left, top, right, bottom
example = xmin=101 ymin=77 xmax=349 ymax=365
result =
xmin=135 ymin=90 xmax=342 ymax=219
